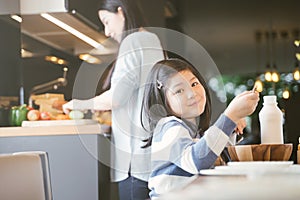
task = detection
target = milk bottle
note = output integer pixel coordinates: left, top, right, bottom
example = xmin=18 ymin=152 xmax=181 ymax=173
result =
xmin=259 ymin=95 xmax=283 ymax=144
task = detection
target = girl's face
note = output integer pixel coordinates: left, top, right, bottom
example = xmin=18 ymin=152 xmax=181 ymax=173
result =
xmin=98 ymin=7 xmax=125 ymax=43
xmin=165 ymin=69 xmax=206 ymax=124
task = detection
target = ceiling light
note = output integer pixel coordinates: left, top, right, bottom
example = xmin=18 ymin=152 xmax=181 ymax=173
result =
xmin=21 ymin=48 xmax=33 ymax=58
xmin=50 ymin=57 xmax=57 ymax=62
xmin=296 ymin=53 xmax=300 ymax=61
xmin=282 ymin=88 xmax=290 ymax=99
xmin=79 ymin=54 xmax=102 ymax=64
xmin=41 ymin=13 xmax=102 ymax=49
xmin=57 ymin=59 xmax=65 ymax=65
xmin=271 ymin=71 xmax=280 ymax=82
xmin=264 ymin=63 xmax=272 ymax=82
xmin=265 ymin=71 xmax=272 ymax=82
xmin=294 ymin=63 xmax=300 ymax=81
xmin=270 ymin=64 xmax=280 ymax=82
xmin=45 ymin=55 xmax=67 ymax=65
xmin=294 ymin=69 xmax=300 ymax=81
xmin=254 ymin=79 xmax=263 ymax=93
xmin=294 ymin=40 xmax=300 ymax=47
xmin=11 ymin=14 xmax=22 ymax=23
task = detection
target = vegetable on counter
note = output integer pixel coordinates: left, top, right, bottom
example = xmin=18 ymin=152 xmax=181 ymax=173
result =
xmin=9 ymin=104 xmax=30 ymax=126
xmin=27 ymin=109 xmax=40 ymax=121
xmin=68 ymin=110 xmax=84 ymax=120
xmin=55 ymin=114 xmax=70 ymax=120
xmin=8 ymin=105 xmax=85 ymax=127
xmin=40 ymin=111 xmax=51 ymax=120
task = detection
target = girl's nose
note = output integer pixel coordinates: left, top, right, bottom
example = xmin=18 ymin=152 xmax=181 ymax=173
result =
xmin=187 ymin=88 xmax=196 ymax=99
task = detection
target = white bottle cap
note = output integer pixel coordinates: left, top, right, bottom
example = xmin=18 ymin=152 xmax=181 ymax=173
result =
xmin=263 ymin=95 xmax=277 ymax=104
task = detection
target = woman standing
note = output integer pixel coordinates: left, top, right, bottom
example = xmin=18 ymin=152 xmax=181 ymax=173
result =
xmin=63 ymin=0 xmax=164 ymax=199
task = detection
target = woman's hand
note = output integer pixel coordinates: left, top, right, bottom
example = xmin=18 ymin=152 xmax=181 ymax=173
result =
xmin=62 ymin=99 xmax=83 ymax=114
xmin=62 ymin=100 xmax=73 ymax=114
xmin=62 ymin=92 xmax=112 ymax=114
xmin=224 ymin=91 xmax=259 ymax=123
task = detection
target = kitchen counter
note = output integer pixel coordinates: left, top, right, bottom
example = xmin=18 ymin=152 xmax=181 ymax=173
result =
xmin=0 ymin=124 xmax=103 ymax=137
xmin=0 ymin=122 xmax=115 ymax=200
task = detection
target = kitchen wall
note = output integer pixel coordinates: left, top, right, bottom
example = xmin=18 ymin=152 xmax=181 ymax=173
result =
xmin=0 ymin=17 xmax=21 ymax=98
xmin=178 ymin=0 xmax=300 ymax=75
xmin=0 ymin=16 xmax=21 ymax=126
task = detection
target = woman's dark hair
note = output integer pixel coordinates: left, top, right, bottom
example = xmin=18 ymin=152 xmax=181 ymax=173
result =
xmin=96 ymin=62 xmax=115 ymax=94
xmin=141 ymin=58 xmax=212 ymax=147
xmin=98 ymin=0 xmax=147 ymax=40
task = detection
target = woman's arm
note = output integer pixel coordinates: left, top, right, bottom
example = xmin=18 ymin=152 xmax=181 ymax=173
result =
xmin=63 ymin=90 xmax=112 ymax=113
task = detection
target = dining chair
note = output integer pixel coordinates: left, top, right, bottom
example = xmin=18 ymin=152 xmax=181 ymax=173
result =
xmin=0 ymin=151 xmax=52 ymax=200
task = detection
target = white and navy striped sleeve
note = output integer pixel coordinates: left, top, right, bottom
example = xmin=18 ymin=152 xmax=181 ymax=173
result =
xmin=152 ymin=114 xmax=236 ymax=174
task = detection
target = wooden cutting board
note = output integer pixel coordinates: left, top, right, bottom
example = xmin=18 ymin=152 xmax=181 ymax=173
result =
xmin=22 ymin=119 xmax=98 ymax=127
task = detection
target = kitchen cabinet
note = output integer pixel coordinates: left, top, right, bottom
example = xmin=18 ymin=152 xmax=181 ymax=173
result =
xmin=0 ymin=124 xmax=117 ymax=200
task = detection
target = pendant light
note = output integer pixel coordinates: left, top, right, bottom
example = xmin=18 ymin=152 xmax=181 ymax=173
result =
xmin=293 ymin=29 xmax=300 ymax=81
xmin=293 ymin=29 xmax=300 ymax=47
xmin=294 ymin=61 xmax=300 ymax=81
xmin=271 ymin=31 xmax=280 ymax=82
xmin=254 ymin=31 xmax=264 ymax=92
xmin=264 ymin=31 xmax=272 ymax=82
xmin=271 ymin=64 xmax=280 ymax=82
xmin=254 ymin=78 xmax=264 ymax=92
xmin=282 ymin=87 xmax=290 ymax=99
xmin=264 ymin=65 xmax=272 ymax=81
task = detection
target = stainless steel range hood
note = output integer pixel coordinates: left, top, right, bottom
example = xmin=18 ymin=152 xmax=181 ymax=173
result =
xmin=20 ymin=0 xmax=117 ymax=56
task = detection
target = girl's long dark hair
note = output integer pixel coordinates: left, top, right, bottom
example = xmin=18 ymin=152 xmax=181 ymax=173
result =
xmin=98 ymin=0 xmax=147 ymax=41
xmin=141 ymin=58 xmax=212 ymax=148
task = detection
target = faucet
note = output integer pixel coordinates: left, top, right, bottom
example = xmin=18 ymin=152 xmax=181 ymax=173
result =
xmin=29 ymin=67 xmax=68 ymax=107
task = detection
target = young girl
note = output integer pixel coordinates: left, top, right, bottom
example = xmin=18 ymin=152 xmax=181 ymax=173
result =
xmin=141 ymin=58 xmax=259 ymax=198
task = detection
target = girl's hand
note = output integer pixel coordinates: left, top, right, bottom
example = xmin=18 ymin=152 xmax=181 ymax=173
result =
xmin=224 ymin=91 xmax=259 ymax=123
xmin=234 ymin=118 xmax=247 ymax=134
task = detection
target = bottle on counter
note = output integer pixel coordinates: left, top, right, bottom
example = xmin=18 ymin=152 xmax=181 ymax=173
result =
xmin=259 ymin=95 xmax=283 ymax=144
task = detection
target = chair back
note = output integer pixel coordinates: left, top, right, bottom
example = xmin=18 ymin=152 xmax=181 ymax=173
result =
xmin=0 ymin=151 xmax=52 ymax=200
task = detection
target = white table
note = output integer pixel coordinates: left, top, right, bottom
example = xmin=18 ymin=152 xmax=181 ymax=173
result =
xmin=158 ymin=165 xmax=300 ymax=200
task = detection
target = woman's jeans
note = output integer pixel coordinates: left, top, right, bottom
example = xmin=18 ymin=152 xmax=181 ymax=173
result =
xmin=118 ymin=176 xmax=150 ymax=200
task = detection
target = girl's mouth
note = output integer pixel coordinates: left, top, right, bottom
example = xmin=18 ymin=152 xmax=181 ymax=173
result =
xmin=188 ymin=100 xmax=200 ymax=107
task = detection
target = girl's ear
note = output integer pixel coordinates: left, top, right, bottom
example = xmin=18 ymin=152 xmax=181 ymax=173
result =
xmin=117 ymin=7 xmax=125 ymax=21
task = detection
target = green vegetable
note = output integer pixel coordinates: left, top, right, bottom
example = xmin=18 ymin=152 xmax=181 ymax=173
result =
xmin=9 ymin=104 xmax=29 ymax=126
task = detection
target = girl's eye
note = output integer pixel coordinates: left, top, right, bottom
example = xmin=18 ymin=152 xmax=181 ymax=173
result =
xmin=191 ymin=82 xmax=199 ymax=87
xmin=175 ymin=89 xmax=184 ymax=94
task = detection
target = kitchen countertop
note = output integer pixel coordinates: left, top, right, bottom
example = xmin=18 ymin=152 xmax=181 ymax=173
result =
xmin=0 ymin=122 xmax=109 ymax=137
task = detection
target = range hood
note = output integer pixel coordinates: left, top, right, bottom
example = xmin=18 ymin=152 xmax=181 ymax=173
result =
xmin=20 ymin=0 xmax=117 ymax=56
